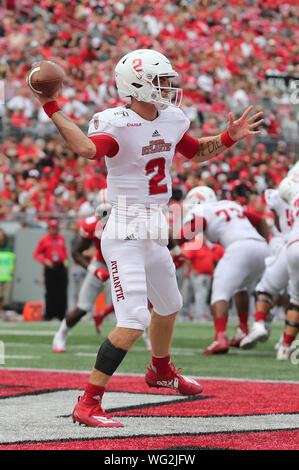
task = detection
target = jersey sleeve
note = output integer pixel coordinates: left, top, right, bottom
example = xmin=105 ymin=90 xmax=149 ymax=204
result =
xmin=78 ymin=216 xmax=97 ymax=239
xmin=88 ymin=111 xmax=120 ymax=159
xmin=176 ymin=133 xmax=200 ymax=159
xmin=88 ymin=134 xmax=119 ymax=159
xmin=264 ymin=189 xmax=281 ymax=211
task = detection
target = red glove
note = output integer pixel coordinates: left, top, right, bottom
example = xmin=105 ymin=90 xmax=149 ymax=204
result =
xmin=173 ymin=254 xmax=186 ymax=268
xmin=88 ymin=265 xmax=109 ymax=282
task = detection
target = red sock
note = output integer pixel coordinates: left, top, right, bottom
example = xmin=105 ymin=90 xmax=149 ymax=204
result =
xmin=255 ymin=311 xmax=267 ymax=322
xmin=238 ymin=312 xmax=248 ymax=332
xmin=152 ymin=354 xmax=171 ymax=374
xmin=283 ymin=332 xmax=295 ymax=345
xmin=103 ymin=304 xmax=114 ymax=316
xmin=83 ymin=383 xmax=105 ymax=405
xmin=214 ymin=317 xmax=227 ymax=333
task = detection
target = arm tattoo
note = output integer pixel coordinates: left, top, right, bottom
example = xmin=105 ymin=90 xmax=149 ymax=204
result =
xmin=207 ymin=139 xmax=224 ymax=154
xmin=196 ymin=136 xmax=225 ymax=162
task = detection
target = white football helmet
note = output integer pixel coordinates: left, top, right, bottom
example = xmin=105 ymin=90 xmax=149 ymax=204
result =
xmin=115 ymin=49 xmax=182 ymax=110
xmin=95 ymin=202 xmax=112 ymax=226
xmin=184 ymin=186 xmax=217 ymax=210
xmin=94 ymin=189 xmax=111 ymax=225
xmin=287 ymin=161 xmax=299 ymax=178
xmin=288 ymin=170 xmax=299 ymax=185
xmin=278 ymin=177 xmax=299 ymax=204
xmin=94 ymin=188 xmax=108 ymax=207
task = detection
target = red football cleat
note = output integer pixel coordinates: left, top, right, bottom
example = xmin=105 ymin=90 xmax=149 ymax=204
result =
xmin=229 ymin=326 xmax=248 ymax=348
xmin=204 ymin=332 xmax=229 ymax=355
xmin=72 ymin=396 xmax=123 ymax=428
xmin=93 ymin=310 xmax=106 ymax=334
xmin=145 ymin=362 xmax=202 ymax=395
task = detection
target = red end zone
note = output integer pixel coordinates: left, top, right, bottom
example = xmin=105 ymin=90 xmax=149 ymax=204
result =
xmin=0 ymin=369 xmax=298 ymax=450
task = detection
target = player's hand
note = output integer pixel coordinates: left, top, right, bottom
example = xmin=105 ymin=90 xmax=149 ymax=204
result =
xmin=88 ymin=264 xmax=109 ymax=282
xmin=227 ymin=106 xmax=264 ymax=142
xmin=31 ymin=87 xmax=61 ymax=106
xmin=94 ymin=268 xmax=109 ymax=282
xmin=44 ymin=259 xmax=54 ymax=268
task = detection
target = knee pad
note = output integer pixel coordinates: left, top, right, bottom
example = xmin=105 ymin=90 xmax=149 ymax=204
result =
xmin=153 ymin=291 xmax=183 ymax=317
xmin=255 ymin=291 xmax=274 ymax=307
xmin=287 ymin=303 xmax=299 ymax=314
xmin=285 ymin=319 xmax=299 ymax=329
xmin=116 ymin=305 xmax=151 ymax=331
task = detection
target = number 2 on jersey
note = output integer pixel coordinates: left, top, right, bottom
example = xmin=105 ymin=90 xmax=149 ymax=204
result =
xmin=146 ymin=157 xmax=167 ymax=195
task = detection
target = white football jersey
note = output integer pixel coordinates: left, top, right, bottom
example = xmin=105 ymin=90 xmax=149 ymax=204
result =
xmin=88 ymin=105 xmax=189 ymax=208
xmin=191 ymin=200 xmax=264 ymax=248
xmin=264 ymin=189 xmax=293 ymax=236
xmin=289 ymin=190 xmax=299 ymax=235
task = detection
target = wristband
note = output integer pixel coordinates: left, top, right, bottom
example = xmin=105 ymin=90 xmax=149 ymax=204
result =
xmin=221 ymin=130 xmax=236 ymax=148
xmin=43 ymin=101 xmax=61 ymax=117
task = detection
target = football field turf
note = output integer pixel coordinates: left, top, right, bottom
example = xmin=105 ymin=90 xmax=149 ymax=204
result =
xmin=0 ymin=319 xmax=297 ymax=381
xmin=1 ymin=319 xmax=298 ymax=451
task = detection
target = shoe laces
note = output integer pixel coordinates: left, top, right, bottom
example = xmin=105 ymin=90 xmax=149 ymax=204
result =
xmin=147 ymin=362 xmax=183 ymax=377
xmin=169 ymin=362 xmax=182 ymax=377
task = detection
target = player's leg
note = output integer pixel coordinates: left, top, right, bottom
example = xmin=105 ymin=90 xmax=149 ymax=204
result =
xmin=53 ymin=264 xmax=107 ymax=352
xmin=204 ymin=245 xmax=241 ymax=355
xmin=206 ymin=239 xmax=269 ymax=355
xmin=145 ymin=242 xmax=202 ymax=395
xmin=240 ymin=246 xmax=289 ymax=349
xmin=93 ymin=303 xmax=114 ymax=334
xmin=277 ymin=242 xmax=299 ymax=360
xmin=229 ymin=290 xmax=249 ymax=347
xmin=72 ymin=238 xmax=149 ymax=427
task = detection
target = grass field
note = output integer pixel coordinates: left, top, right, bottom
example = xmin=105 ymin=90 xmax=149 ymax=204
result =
xmin=0 ymin=318 xmax=297 ymax=382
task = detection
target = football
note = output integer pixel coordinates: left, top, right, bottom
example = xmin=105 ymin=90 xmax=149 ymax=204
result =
xmin=27 ymin=60 xmax=65 ymax=97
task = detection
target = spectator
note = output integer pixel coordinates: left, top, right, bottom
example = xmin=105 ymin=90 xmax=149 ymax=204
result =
xmin=0 ymin=228 xmax=15 ymax=315
xmin=281 ymin=112 xmax=299 ymax=143
xmin=6 ymin=88 xmax=34 ymax=119
xmin=33 ymin=219 xmax=68 ymax=320
xmin=182 ymin=236 xmax=224 ymax=322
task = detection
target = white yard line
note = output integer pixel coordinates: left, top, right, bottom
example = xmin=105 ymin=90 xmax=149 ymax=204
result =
xmin=1 ymin=355 xmax=40 ymax=360
xmin=0 ymin=329 xmax=57 ymax=336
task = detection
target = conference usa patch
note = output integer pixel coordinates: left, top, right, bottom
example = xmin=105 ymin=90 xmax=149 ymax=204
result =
xmin=0 ymin=370 xmax=298 ymax=450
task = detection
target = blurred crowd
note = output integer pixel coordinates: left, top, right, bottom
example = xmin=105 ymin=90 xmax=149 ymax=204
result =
xmin=0 ymin=0 xmax=298 ymax=228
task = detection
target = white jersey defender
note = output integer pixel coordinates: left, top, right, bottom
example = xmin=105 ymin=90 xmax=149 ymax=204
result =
xmin=187 ymin=199 xmax=269 ymax=304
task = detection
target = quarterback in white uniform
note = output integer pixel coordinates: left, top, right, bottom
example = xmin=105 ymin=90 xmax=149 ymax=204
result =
xmin=179 ymin=186 xmax=270 ymax=354
xmin=240 ymin=187 xmax=293 ymax=349
xmin=276 ymin=177 xmax=299 ymax=360
xmin=31 ymin=48 xmax=264 ymax=427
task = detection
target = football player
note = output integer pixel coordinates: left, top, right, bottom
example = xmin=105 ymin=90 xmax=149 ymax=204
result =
xmin=52 ymin=190 xmax=113 ymax=352
xmin=239 ymin=185 xmax=292 ymax=349
xmin=31 ymin=48 xmax=264 ymax=427
xmin=276 ymin=177 xmax=299 ymax=360
xmin=178 ymin=186 xmax=271 ymax=354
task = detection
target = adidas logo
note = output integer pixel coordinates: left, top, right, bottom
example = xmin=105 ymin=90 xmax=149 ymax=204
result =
xmin=125 ymin=233 xmax=137 ymax=240
xmin=152 ymin=130 xmax=161 ymax=137
xmin=157 ymin=378 xmax=179 ymax=390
